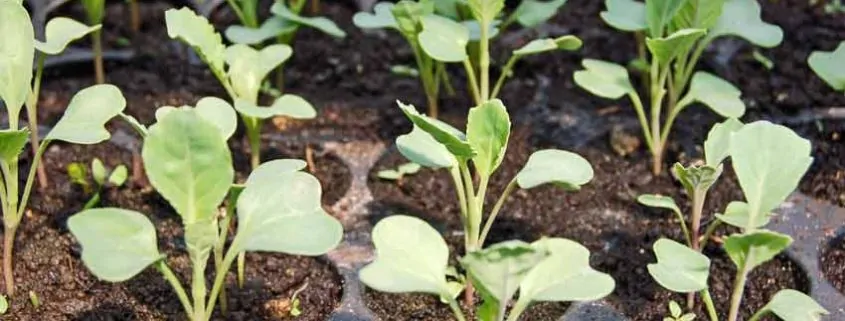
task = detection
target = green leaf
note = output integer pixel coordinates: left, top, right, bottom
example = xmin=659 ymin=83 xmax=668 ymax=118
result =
xmin=646 ymin=0 xmax=686 ymax=37
xmin=461 ymin=240 xmax=546 ymax=303
xmin=35 ymin=17 xmax=101 ymax=55
xmin=466 ymin=99 xmax=510 ymax=177
xmin=360 ymin=215 xmax=453 ymax=296
xmin=513 ymin=0 xmax=568 ymax=28
xmin=165 ymin=7 xmax=226 ymax=74
xmin=752 ymin=49 xmax=774 ymax=70
xmin=225 ymin=17 xmax=296 ymax=45
xmin=715 ymin=201 xmax=772 ymax=229
xmin=234 ymin=164 xmax=342 ymax=255
xmin=418 ymin=15 xmax=469 ymax=63
xmin=672 ymin=163 xmax=723 ymax=196
xmin=396 ymin=126 xmax=457 ymax=169
xmin=0 ymin=1 xmax=34 ymax=116
xmin=67 ymin=162 xmax=88 ymax=187
xmin=600 ymin=0 xmax=647 ymax=31
xmin=730 ymin=122 xmax=812 ymax=230
xmin=271 ymin=2 xmax=346 ymax=38
xmin=682 ymin=72 xmax=745 ymax=118
xmin=515 ymin=149 xmax=593 ymax=190
xmin=647 ymin=238 xmax=710 ymax=293
xmin=244 ymin=159 xmax=307 ymax=187
xmin=234 ymin=95 xmax=316 ymax=120
xmin=0 ymin=129 xmax=30 ymax=163
xmin=670 ymin=0 xmax=725 ymax=31
xmin=0 ymin=295 xmax=7 ymax=314
xmin=709 ymin=0 xmax=783 ymax=48
xmin=46 ymin=85 xmax=127 ymax=144
xmin=353 ymin=2 xmax=398 ymax=30
xmin=391 ymin=0 xmax=434 ymax=36
xmin=808 ymin=41 xmax=845 ymax=91
xmin=637 ymin=194 xmax=681 ymax=216
xmin=92 ymin=158 xmax=107 ymax=186
xmin=646 ymin=28 xmax=707 ymax=67
xmin=398 ymin=162 xmax=422 ymax=174
xmin=761 ymin=289 xmax=828 ymax=321
xmin=518 ymin=238 xmax=614 ymax=303
xmin=703 ymin=118 xmax=744 ymax=166
xmin=462 ymin=20 xmax=500 ymax=41
xmin=68 ymin=208 xmax=164 ymax=282
xmin=467 ymin=0 xmax=504 ymax=23
xmin=573 ymin=59 xmax=634 ymax=99
xmin=225 ymin=44 xmax=293 ymax=103
xmin=155 ymin=97 xmax=237 ymax=140
xmin=723 ymin=230 xmax=792 ymax=270
xmin=108 ymin=165 xmax=128 ymax=186
xmin=397 ymin=101 xmax=474 ymax=158
xmin=377 ymin=169 xmax=402 ymax=180
xmin=669 ymin=301 xmax=682 ymax=318
xmin=142 ymin=109 xmax=234 ymax=224
xmin=513 ymin=35 xmax=582 ymax=56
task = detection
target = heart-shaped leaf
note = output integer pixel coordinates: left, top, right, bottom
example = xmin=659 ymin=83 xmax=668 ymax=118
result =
xmin=353 ymin=2 xmax=398 ymax=29
xmin=513 ymin=0 xmax=567 ymax=28
xmin=396 ymin=126 xmax=457 ymax=169
xmin=35 ymin=17 xmax=101 ymax=55
xmin=0 ymin=129 xmax=30 ymax=163
xmin=461 ymin=240 xmax=546 ymax=303
xmin=271 ymin=2 xmax=346 ymax=38
xmin=723 ymin=230 xmax=791 ymax=270
xmin=704 ymin=118 xmax=744 ymax=166
xmin=234 ymin=163 xmax=341 ymax=255
xmin=681 ymin=72 xmax=745 ymax=118
xmin=730 ymin=122 xmax=812 ymax=230
xmin=600 ymin=0 xmax=647 ymax=31
xmin=0 ymin=1 xmax=34 ymax=116
xmin=165 ymin=7 xmax=226 ymax=74
xmin=646 ymin=0 xmax=686 ymax=37
xmin=143 ymin=109 xmax=234 ymax=224
xmin=808 ymin=41 xmax=845 ymax=91
xmin=68 ymin=208 xmax=164 ymax=282
xmin=245 ymin=159 xmax=307 ymax=187
xmin=46 ymin=84 xmax=126 ymax=144
xmin=573 ymin=59 xmax=634 ymax=99
xmin=225 ymin=17 xmax=296 ymax=45
xmin=518 ymin=238 xmax=615 ymax=303
xmin=226 ymin=44 xmax=293 ymax=103
xmin=670 ymin=0 xmax=725 ymax=31
xmin=418 ymin=15 xmax=469 ymax=62
xmin=709 ymin=0 xmax=783 ymax=48
xmin=513 ymin=35 xmax=582 ymax=56
xmin=155 ymin=97 xmax=237 ymax=140
xmin=515 ymin=149 xmax=593 ymax=190
xmin=467 ymin=99 xmax=510 ymax=177
xmin=637 ymin=194 xmax=681 ymax=216
xmin=648 ymin=238 xmax=710 ymax=293
xmin=715 ymin=201 xmax=772 ymax=229
xmin=234 ymin=95 xmax=316 ymax=120
xmin=397 ymin=101 xmax=474 ymax=158
xmin=761 ymin=289 xmax=828 ymax=321
xmin=360 ymin=215 xmax=453 ymax=296
xmin=646 ymin=28 xmax=707 ymax=66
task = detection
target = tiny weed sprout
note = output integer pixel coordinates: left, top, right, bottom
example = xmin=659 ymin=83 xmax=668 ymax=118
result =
xmin=665 ymin=301 xmax=695 ymax=321
xmin=0 ymin=2 xmax=126 ymax=295
xmin=0 ymin=295 xmax=7 ymax=314
xmin=67 ymin=158 xmax=128 ymax=210
xmin=578 ymin=0 xmax=784 ymax=175
xmin=353 ymin=0 xmax=581 ymax=118
xmin=640 ymin=120 xmax=828 ymax=321
xmin=81 ymin=0 xmax=107 ymax=83
xmin=376 ymin=162 xmax=421 ymax=182
xmin=808 ymin=41 xmax=845 ymax=92
xmin=360 ymin=215 xmax=615 ymax=321
xmin=68 ymin=107 xmax=343 ymax=321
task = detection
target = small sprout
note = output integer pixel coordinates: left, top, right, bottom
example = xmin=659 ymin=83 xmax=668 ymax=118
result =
xmin=0 ymin=295 xmax=7 ymax=314
xmin=69 ymin=158 xmax=128 ymax=210
xmin=752 ymin=50 xmax=774 ymax=70
xmin=28 ymin=291 xmax=39 ymax=309
xmin=665 ymin=300 xmax=695 ymax=321
xmin=390 ymin=65 xmax=420 ymax=78
xmin=289 ymin=282 xmax=308 ymax=317
xmin=377 ymin=162 xmax=421 ymax=182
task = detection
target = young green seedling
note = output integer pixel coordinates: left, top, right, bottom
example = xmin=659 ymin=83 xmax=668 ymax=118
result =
xmin=360 ymin=215 xmax=614 ymax=321
xmin=643 ymin=121 xmax=827 ymax=321
xmin=664 ymin=301 xmax=695 ymax=321
xmin=81 ymin=0 xmax=107 ymax=83
xmin=578 ymin=0 xmax=784 ymax=175
xmin=376 ymin=162 xmax=421 ymax=184
xmin=808 ymin=41 xmax=845 ymax=92
xmin=67 ymin=158 xmax=128 ymax=210
xmin=0 ymin=1 xmax=127 ymax=296
xmin=353 ymin=0 xmax=581 ymax=117
xmin=68 ymin=108 xmax=343 ymax=321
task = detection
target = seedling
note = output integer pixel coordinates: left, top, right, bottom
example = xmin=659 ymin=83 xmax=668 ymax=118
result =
xmin=665 ymin=301 xmax=695 ymax=321
xmin=808 ymin=41 xmax=845 ymax=92
xmin=353 ymin=0 xmax=581 ymax=117
xmin=0 ymin=2 xmax=127 ymax=296
xmin=0 ymin=295 xmax=7 ymax=314
xmin=641 ymin=121 xmax=827 ymax=321
xmin=67 ymin=158 xmax=128 ymax=210
xmin=68 ymin=108 xmax=343 ymax=321
xmin=81 ymin=0 xmax=107 ymax=83
xmin=577 ymin=0 xmax=784 ymax=174
xmin=360 ymin=215 xmax=614 ymax=321
xmin=376 ymin=162 xmax=421 ymax=183
xmin=28 ymin=291 xmax=39 ymax=309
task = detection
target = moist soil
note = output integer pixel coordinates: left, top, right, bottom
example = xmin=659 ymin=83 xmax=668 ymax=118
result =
xmin=5 ymin=0 xmax=844 ymax=320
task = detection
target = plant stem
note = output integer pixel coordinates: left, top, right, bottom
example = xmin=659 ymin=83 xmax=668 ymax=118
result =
xmin=26 ymin=54 xmax=47 ymax=190
xmin=727 ymin=259 xmax=752 ymax=321
xmin=438 ymin=63 xmax=456 ymax=97
xmin=3 ymin=224 xmax=17 ymax=295
xmin=237 ymin=252 xmax=246 ymax=288
xmin=447 ymin=298 xmax=468 ymax=321
xmin=245 ymin=117 xmax=262 ymax=170
xmin=460 ymin=165 xmax=479 ymax=247
xmin=129 ymin=0 xmax=141 ymax=32
xmin=462 ymin=59 xmax=481 ymax=104
xmin=505 ymin=299 xmax=530 ymax=321
xmin=688 ymin=189 xmax=707 ymax=310
xmin=91 ymin=29 xmax=105 ymax=84
xmin=224 ymin=0 xmax=249 ymax=28
xmin=206 ymin=242 xmax=241 ymax=317
xmin=699 ymin=219 xmax=722 ymax=250
xmin=478 ymin=20 xmax=490 ymax=101
xmin=490 ymin=56 xmax=518 ymax=99
xmin=156 ymin=261 xmax=194 ymax=319
xmin=191 ymin=259 xmax=208 ymax=321
xmin=700 ymin=289 xmax=719 ymax=321
xmin=478 ymin=179 xmax=517 ymax=247
xmin=628 ymin=93 xmax=654 ymax=151
xmin=747 ymin=309 xmax=768 ymax=321
xmin=449 ymin=167 xmax=470 ymax=249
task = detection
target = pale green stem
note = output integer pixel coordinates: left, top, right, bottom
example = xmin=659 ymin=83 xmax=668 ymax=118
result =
xmin=628 ymin=92 xmax=654 ymax=151
xmin=673 ymin=209 xmax=693 ymax=248
xmin=479 ymin=178 xmax=517 ymax=247
xmin=505 ymin=299 xmax=530 ymax=321
xmin=449 ymin=167 xmax=471 ymax=249
xmin=91 ymin=29 xmax=105 ymax=84
xmin=479 ymin=19 xmax=490 ymax=101
xmin=490 ymin=55 xmax=520 ymax=99
xmin=245 ymin=117 xmax=262 ymax=170
xmin=156 ymin=261 xmax=194 ymax=319
xmin=17 ymin=143 xmax=50 ymax=219
xmin=699 ymin=219 xmax=723 ymax=251
xmin=224 ymin=0 xmax=248 ymax=26
xmin=747 ymin=309 xmax=769 ymax=321
xmin=690 ymin=190 xmax=707 ymax=251
xmin=191 ymin=259 xmax=208 ymax=321
xmin=460 ymin=164 xmax=479 ymax=250
xmin=237 ymin=252 xmax=246 ymax=288
xmin=462 ymin=59 xmax=482 ymax=105
xmin=438 ymin=63 xmax=456 ymax=96
xmin=700 ymin=289 xmax=719 ymax=321
xmin=205 ymin=240 xmax=242 ymax=317
xmin=447 ymin=298 xmax=467 ymax=321
xmin=727 ymin=258 xmax=752 ymax=321
xmin=26 ymin=54 xmax=46 ymax=188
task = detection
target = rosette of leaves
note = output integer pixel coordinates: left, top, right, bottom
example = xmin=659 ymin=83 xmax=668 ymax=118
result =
xmin=576 ymin=0 xmax=785 ymax=175
xmin=67 ymin=158 xmax=128 ymax=210
xmin=224 ymin=1 xmax=345 ymax=45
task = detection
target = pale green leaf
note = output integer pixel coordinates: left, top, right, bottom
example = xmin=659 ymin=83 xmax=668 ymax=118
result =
xmin=715 ymin=201 xmax=772 ymax=229
xmin=68 ymin=208 xmax=164 ymax=282
xmin=682 ymin=72 xmax=746 ymax=118
xmin=397 ymin=101 xmax=474 ymax=158
xmin=703 ymin=118 xmax=744 ymax=166
xmin=418 ymin=15 xmax=469 ymax=62
xmin=353 ymin=2 xmax=398 ymax=29
xmin=762 ymin=289 xmax=828 ymax=321
xmin=646 ymin=28 xmax=707 ymax=66
xmin=35 ymin=18 xmax=101 ymax=55
xmin=392 ymin=1 xmax=434 ymax=36
xmin=377 ymin=169 xmax=402 ymax=180
xmin=234 ymin=95 xmax=316 ymax=120
xmin=92 ymin=158 xmax=107 ymax=185
xmin=462 ymin=20 xmax=500 ymax=41
xmin=398 ymin=162 xmax=422 ymax=174
xmin=600 ymin=0 xmax=647 ymax=31
xmin=573 ymin=59 xmax=634 ymax=99
xmin=513 ymin=35 xmax=582 ymax=56
xmin=637 ymin=194 xmax=681 ymax=216
xmin=466 ymin=99 xmax=510 ymax=177
xmin=155 ymin=97 xmax=238 ymax=140
xmin=165 ymin=7 xmax=226 ymax=74
xmin=271 ymin=2 xmax=346 ymax=38
xmin=516 ymin=149 xmax=593 ymax=190
xmin=647 ymin=238 xmax=710 ymax=293
xmin=467 ymin=0 xmax=504 ymax=23
xmin=513 ymin=0 xmax=567 ymax=28
xmin=0 ymin=1 xmax=33 ymax=116
xmin=461 ymin=240 xmax=546 ymax=302
xmin=0 ymin=295 xmax=7 ymax=314
xmin=225 ymin=17 xmax=296 ymax=45
xmin=709 ymin=0 xmax=783 ymax=48
xmin=808 ymin=41 xmax=845 ymax=91
xmin=518 ymin=238 xmax=614 ymax=303
xmin=244 ymin=159 xmax=307 ymax=187
xmin=723 ymin=230 xmax=791 ymax=270
xmin=670 ymin=0 xmax=725 ymax=31
xmin=672 ymin=163 xmax=723 ymax=196
xmin=226 ymin=44 xmax=293 ymax=103
xmin=108 ymin=165 xmax=128 ymax=186
xmin=669 ymin=301 xmax=682 ymax=318
xmin=396 ymin=126 xmax=457 ymax=169
xmin=646 ymin=0 xmax=686 ymax=37
xmin=0 ymin=129 xmax=30 ymax=163
xmin=46 ymin=85 xmax=126 ymax=144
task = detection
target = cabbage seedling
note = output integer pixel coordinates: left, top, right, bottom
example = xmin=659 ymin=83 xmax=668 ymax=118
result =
xmin=81 ymin=0 xmax=107 ymax=83
xmin=67 ymin=158 xmax=128 ymax=210
xmin=68 ymin=108 xmax=343 ymax=321
xmin=808 ymin=41 xmax=845 ymax=92
xmin=353 ymin=0 xmax=581 ymax=118
xmin=577 ymin=0 xmax=784 ymax=174
xmin=376 ymin=162 xmax=421 ymax=183
xmin=360 ymin=215 xmax=614 ymax=321
xmin=643 ymin=121 xmax=827 ymax=321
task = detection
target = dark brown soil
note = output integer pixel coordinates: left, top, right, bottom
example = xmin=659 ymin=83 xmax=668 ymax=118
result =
xmin=821 ymin=235 xmax=845 ymax=296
